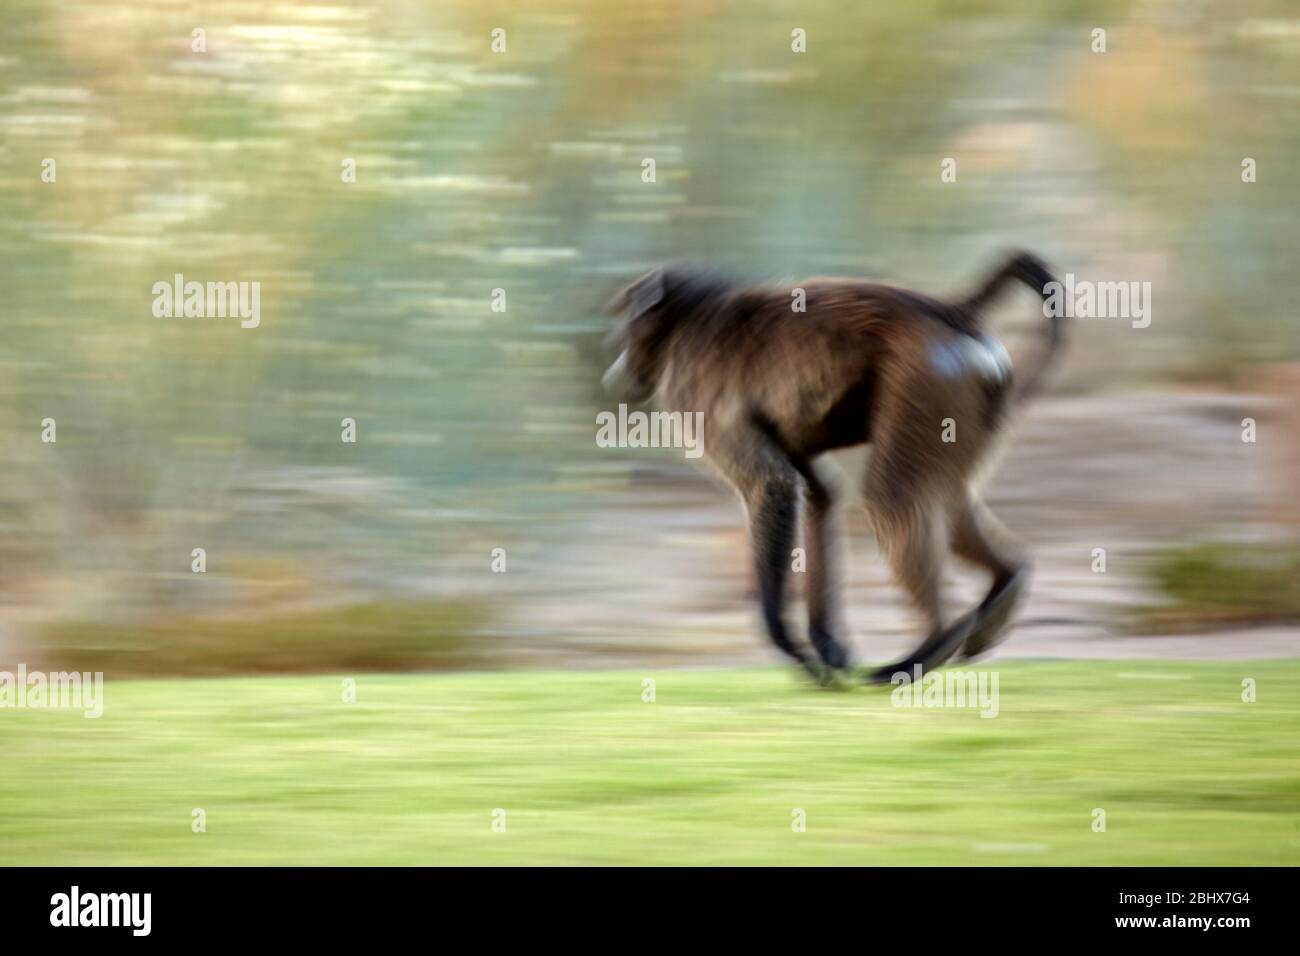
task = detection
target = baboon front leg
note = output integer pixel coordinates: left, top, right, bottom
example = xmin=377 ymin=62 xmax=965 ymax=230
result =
xmin=746 ymin=475 xmax=822 ymax=678
xmin=949 ymin=494 xmax=1029 ymax=659
xmin=801 ymin=465 xmax=852 ymax=670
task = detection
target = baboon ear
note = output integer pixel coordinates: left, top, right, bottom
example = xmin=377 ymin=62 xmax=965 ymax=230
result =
xmin=609 ymin=268 xmax=665 ymax=318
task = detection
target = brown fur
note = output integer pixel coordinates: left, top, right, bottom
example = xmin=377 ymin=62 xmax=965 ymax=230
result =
xmin=603 ymin=251 xmax=1065 ymax=682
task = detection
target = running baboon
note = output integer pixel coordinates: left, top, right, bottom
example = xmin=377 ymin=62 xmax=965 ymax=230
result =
xmin=602 ymin=251 xmax=1065 ymax=683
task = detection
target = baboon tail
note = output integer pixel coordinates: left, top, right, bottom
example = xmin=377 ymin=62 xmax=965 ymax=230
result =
xmin=959 ymin=250 xmax=1066 ymax=404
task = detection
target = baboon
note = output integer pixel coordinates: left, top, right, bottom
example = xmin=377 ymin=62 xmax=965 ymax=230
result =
xmin=602 ymin=251 xmax=1065 ymax=683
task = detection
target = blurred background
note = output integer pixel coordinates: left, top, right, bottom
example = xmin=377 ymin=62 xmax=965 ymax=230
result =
xmin=2 ymin=0 xmax=1299 ymax=678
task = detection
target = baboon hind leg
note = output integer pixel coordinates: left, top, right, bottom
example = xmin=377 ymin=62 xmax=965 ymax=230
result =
xmin=949 ymin=493 xmax=1029 ymax=659
xmin=862 ymin=487 xmax=972 ymax=683
xmin=859 ymin=401 xmax=975 ymax=684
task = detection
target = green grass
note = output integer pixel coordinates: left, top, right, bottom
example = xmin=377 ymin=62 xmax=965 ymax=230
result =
xmin=2 ymin=661 xmax=1298 ymax=865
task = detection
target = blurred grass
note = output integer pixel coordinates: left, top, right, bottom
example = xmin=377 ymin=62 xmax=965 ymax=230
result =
xmin=1138 ymin=543 xmax=1300 ymax=633
xmin=34 ymin=599 xmax=491 ymax=677
xmin=2 ymin=660 xmax=1296 ymax=865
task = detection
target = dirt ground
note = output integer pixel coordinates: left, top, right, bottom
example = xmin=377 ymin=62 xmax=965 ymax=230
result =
xmin=512 ymin=391 xmax=1300 ymax=667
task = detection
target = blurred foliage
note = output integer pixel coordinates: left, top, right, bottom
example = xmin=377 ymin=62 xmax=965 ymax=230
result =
xmin=36 ymin=598 xmax=490 ymax=677
xmin=1 ymin=0 xmax=1298 ymax=666
xmin=1137 ymin=542 xmax=1300 ymax=632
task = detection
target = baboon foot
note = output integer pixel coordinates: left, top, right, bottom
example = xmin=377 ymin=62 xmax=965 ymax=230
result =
xmin=958 ymin=566 xmax=1029 ymax=661
xmin=862 ymin=616 xmax=975 ymax=685
xmin=792 ymin=657 xmax=853 ymax=690
xmin=809 ymin=627 xmax=853 ymax=671
xmin=795 ymin=657 xmax=830 ymax=685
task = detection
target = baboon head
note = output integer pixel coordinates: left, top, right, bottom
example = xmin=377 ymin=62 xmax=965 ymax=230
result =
xmin=603 ymin=267 xmax=735 ymax=402
xmin=602 ymin=268 xmax=672 ymax=403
